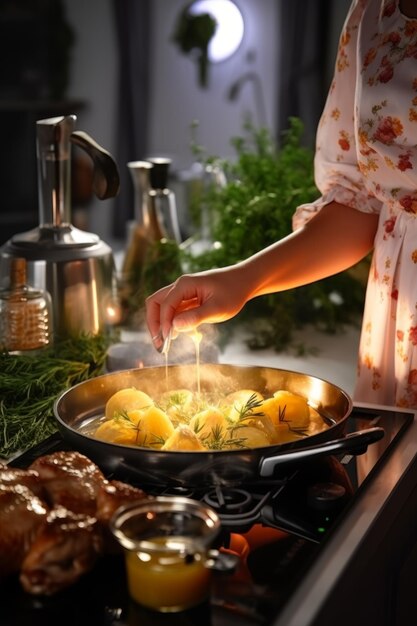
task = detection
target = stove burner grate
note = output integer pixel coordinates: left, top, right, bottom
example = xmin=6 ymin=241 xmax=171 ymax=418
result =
xmin=204 ymin=487 xmax=253 ymax=513
xmin=147 ymin=480 xmax=289 ymax=530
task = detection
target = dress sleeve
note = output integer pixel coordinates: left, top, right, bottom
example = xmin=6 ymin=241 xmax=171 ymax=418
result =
xmin=292 ymin=0 xmax=383 ymax=231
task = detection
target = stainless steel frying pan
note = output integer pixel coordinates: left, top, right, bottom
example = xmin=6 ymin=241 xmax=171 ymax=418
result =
xmin=53 ymin=363 xmax=384 ymax=486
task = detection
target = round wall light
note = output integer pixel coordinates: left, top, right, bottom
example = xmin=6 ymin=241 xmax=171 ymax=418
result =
xmin=188 ymin=0 xmax=245 ymax=63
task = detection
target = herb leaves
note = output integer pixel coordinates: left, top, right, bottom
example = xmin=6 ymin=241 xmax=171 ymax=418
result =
xmin=0 ymin=333 xmax=113 ymax=460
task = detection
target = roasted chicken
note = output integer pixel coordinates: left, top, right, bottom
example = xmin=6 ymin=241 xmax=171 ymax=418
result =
xmin=0 ymin=483 xmax=48 ymax=580
xmin=20 ymin=506 xmax=102 ymax=596
xmin=29 ymin=450 xmax=106 ymax=515
xmin=0 ymin=465 xmax=45 ymax=499
xmin=96 ymin=478 xmax=149 ymax=553
xmin=0 ymin=450 xmax=147 ymax=595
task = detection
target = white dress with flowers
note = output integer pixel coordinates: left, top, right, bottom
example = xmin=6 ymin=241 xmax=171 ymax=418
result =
xmin=292 ymin=0 xmax=417 ymax=408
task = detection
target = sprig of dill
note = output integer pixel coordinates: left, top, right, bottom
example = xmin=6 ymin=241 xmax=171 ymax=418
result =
xmin=234 ymin=393 xmax=264 ymax=423
xmin=0 ymin=333 xmax=115 ymax=461
xmin=203 ymin=424 xmax=248 ymax=451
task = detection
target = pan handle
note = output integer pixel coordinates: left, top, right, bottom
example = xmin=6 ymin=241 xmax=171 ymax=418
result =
xmin=259 ymin=427 xmax=385 ymax=478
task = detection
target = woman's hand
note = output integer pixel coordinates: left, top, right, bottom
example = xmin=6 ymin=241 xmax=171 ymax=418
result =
xmin=145 ymin=201 xmax=379 ymax=351
xmin=145 ymin=265 xmax=251 ymax=351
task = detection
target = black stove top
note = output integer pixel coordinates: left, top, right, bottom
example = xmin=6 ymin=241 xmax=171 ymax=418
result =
xmin=1 ymin=404 xmax=414 ymax=626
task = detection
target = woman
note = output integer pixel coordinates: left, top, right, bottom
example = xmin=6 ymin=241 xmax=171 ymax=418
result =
xmin=146 ymin=0 xmax=417 ymax=408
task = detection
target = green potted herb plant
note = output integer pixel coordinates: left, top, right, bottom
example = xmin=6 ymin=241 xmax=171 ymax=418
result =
xmin=182 ymin=117 xmax=368 ymax=352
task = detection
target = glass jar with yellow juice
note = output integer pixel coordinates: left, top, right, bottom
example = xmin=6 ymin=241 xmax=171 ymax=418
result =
xmin=110 ymin=497 xmax=231 ymax=613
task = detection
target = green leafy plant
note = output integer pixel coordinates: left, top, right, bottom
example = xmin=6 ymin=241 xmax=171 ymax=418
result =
xmin=182 ymin=117 xmax=368 ymax=352
xmin=0 ymin=332 xmax=116 ymax=460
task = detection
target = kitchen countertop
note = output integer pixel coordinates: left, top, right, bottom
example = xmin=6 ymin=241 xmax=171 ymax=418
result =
xmin=218 ymin=323 xmax=360 ymax=398
xmin=116 ymin=322 xmax=360 ymax=397
xmin=273 ymin=401 xmax=417 ymax=626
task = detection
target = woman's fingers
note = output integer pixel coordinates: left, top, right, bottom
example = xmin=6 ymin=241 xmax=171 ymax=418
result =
xmin=145 ymin=267 xmax=249 ymax=350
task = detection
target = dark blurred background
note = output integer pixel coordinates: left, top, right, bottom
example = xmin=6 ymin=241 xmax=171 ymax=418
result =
xmin=0 ymin=0 xmax=350 ymax=246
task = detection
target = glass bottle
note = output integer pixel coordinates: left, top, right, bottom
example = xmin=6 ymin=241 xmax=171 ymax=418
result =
xmin=142 ymin=157 xmax=183 ymax=302
xmin=147 ymin=157 xmax=182 ymax=244
xmin=189 ymin=161 xmax=226 ymax=256
xmin=0 ymin=257 xmax=52 ymax=353
xmin=120 ymin=159 xmax=182 ymax=328
xmin=119 ymin=161 xmax=155 ymax=328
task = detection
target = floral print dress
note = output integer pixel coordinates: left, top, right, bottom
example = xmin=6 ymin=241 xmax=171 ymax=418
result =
xmin=292 ymin=0 xmax=417 ymax=407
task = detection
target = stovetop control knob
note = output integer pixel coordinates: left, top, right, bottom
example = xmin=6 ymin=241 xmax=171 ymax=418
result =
xmin=307 ymin=482 xmax=347 ymax=512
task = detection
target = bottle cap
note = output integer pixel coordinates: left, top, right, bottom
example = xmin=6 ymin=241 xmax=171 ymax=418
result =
xmin=147 ymin=157 xmax=171 ymax=190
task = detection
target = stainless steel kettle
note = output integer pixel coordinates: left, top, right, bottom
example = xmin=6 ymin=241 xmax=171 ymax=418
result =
xmin=0 ymin=114 xmax=120 ymax=339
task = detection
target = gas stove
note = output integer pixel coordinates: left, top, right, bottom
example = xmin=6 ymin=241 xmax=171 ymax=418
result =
xmin=3 ymin=402 xmax=417 ymax=626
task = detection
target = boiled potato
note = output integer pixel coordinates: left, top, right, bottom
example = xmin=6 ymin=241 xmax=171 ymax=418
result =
xmin=97 ymin=383 xmax=314 ymax=451
xmin=228 ymin=425 xmax=271 ymax=448
xmin=157 ymin=388 xmax=195 ymax=424
xmin=94 ymin=418 xmax=141 ymax=446
xmin=275 ymin=426 xmax=306 ymax=444
xmin=260 ymin=396 xmax=283 ymax=428
xmin=244 ymin=415 xmax=277 ymax=444
xmin=131 ymin=405 xmax=175 ymax=448
xmin=161 ymin=425 xmax=207 ymax=451
xmin=273 ymin=390 xmax=310 ymax=429
xmin=224 ymin=389 xmax=264 ymax=423
xmin=261 ymin=391 xmax=309 ymax=430
xmin=120 ymin=409 xmax=142 ymax=427
xmin=189 ymin=407 xmax=229 ymax=441
xmin=105 ymin=387 xmax=153 ymax=419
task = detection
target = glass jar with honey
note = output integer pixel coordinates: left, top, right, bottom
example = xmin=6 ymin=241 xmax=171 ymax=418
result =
xmin=110 ymin=496 xmax=233 ymax=613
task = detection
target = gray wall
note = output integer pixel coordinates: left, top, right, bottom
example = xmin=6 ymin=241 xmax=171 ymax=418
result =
xmin=63 ymin=0 xmax=351 ymax=246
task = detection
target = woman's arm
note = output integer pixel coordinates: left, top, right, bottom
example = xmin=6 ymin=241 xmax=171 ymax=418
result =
xmin=146 ymin=201 xmax=379 ymax=345
xmin=244 ymin=201 xmax=378 ymax=297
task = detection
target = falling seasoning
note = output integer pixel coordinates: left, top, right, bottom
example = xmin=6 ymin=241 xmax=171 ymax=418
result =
xmin=0 ymin=257 xmax=52 ymax=352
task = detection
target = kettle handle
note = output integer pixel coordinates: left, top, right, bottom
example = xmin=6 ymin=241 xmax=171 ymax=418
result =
xmin=70 ymin=130 xmax=120 ymax=200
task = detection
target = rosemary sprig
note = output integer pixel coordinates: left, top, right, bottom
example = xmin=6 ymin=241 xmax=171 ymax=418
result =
xmin=278 ymin=405 xmax=309 ymax=437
